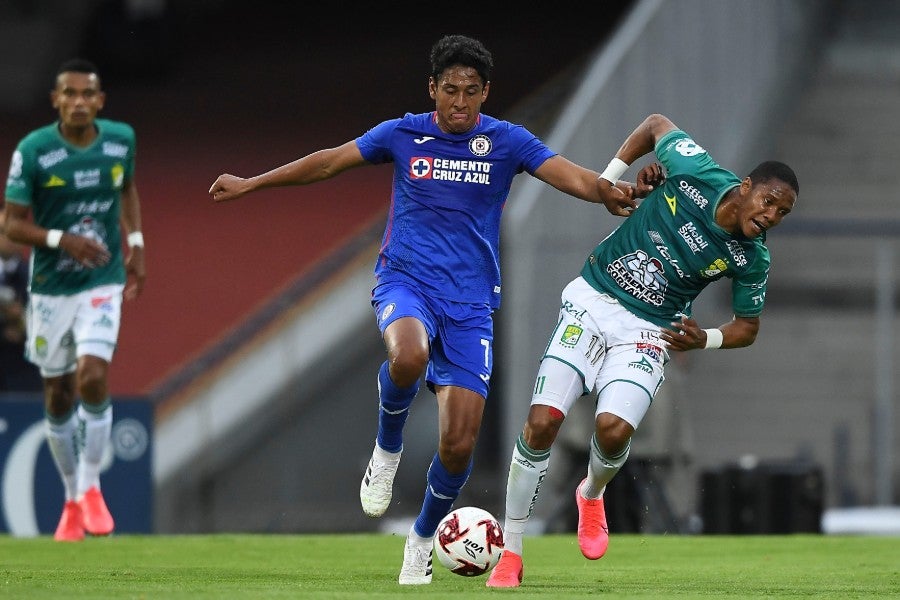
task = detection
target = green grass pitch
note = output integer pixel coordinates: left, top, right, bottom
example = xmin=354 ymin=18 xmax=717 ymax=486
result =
xmin=1 ymin=533 xmax=897 ymax=598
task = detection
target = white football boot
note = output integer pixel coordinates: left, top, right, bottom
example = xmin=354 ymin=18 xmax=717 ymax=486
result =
xmin=398 ymin=529 xmax=433 ymax=585
xmin=359 ymin=443 xmax=401 ymax=517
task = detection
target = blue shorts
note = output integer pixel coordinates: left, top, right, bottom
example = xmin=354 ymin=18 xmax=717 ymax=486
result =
xmin=371 ymin=281 xmax=493 ymax=399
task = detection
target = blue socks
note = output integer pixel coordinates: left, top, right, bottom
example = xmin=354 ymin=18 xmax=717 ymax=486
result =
xmin=375 ymin=360 xmax=473 ymax=539
xmin=414 ymin=454 xmax=472 ymax=537
xmin=375 ymin=361 xmax=419 ymax=453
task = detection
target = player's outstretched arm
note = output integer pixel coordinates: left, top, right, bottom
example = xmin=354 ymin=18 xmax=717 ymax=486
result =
xmin=209 ymin=140 xmax=368 ymax=203
xmin=532 ymin=155 xmax=638 ymax=216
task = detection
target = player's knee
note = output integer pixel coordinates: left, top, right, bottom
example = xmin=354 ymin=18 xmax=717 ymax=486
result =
xmin=388 ymin=349 xmax=428 ymax=386
xmin=77 ymin=364 xmax=107 ymax=400
xmin=595 ymin=412 xmax=633 ymax=455
xmin=438 ymin=435 xmax=476 ymax=472
xmin=523 ymin=405 xmax=564 ymax=449
xmin=43 ymin=378 xmax=75 ymax=417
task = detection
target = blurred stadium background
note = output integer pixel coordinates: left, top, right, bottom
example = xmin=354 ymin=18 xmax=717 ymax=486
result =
xmin=1 ymin=0 xmax=898 ymax=537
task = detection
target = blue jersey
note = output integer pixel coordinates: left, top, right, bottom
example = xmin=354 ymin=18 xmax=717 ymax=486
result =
xmin=356 ymin=112 xmax=555 ymax=309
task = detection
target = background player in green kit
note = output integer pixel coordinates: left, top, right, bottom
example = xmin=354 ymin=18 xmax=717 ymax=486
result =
xmin=2 ymin=58 xmax=146 ymax=541
xmin=487 ymin=113 xmax=799 ymax=587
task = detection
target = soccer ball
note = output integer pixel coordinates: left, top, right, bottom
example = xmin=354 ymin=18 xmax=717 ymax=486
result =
xmin=433 ymin=506 xmax=504 ymax=576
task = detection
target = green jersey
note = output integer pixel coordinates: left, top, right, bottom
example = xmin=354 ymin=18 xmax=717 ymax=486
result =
xmin=581 ymin=129 xmax=769 ymax=327
xmin=4 ymin=118 xmax=135 ymax=295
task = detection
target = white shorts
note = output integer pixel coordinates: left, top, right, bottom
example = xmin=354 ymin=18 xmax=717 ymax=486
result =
xmin=25 ymin=284 xmax=124 ymax=377
xmin=533 ymin=276 xmax=668 ymax=429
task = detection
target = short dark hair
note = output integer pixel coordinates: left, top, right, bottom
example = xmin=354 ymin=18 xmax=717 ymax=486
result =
xmin=748 ymin=160 xmax=799 ymax=195
xmin=57 ymin=58 xmax=100 ymax=78
xmin=430 ymin=35 xmax=493 ymax=85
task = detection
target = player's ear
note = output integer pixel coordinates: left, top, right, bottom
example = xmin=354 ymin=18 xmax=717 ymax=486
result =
xmin=428 ymin=77 xmax=437 ymax=100
xmin=481 ymin=81 xmax=490 ymax=101
xmin=741 ymin=175 xmax=753 ymax=195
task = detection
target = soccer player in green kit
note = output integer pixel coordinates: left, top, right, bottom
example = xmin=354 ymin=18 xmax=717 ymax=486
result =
xmin=487 ymin=113 xmax=799 ymax=587
xmin=2 ymin=58 xmax=146 ymax=541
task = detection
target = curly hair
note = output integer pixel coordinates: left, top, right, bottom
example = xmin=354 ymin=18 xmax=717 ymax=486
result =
xmin=430 ymin=35 xmax=493 ymax=85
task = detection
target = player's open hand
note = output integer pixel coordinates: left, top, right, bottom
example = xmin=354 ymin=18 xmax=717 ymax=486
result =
xmin=209 ymin=174 xmax=250 ymax=203
xmin=660 ymin=314 xmax=704 ymax=351
xmin=59 ymin=233 xmax=111 ymax=270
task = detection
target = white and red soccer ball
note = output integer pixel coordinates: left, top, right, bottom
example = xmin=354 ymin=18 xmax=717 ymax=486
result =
xmin=433 ymin=506 xmax=505 ymax=576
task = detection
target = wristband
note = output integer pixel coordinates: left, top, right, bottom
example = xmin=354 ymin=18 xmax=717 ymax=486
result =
xmin=46 ymin=229 xmax=63 ymax=249
xmin=703 ymin=328 xmax=724 ymax=349
xmin=127 ymin=231 xmax=145 ymax=248
xmin=598 ymin=157 xmax=629 ymax=184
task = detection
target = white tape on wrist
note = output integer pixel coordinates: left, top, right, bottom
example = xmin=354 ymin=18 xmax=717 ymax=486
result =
xmin=598 ymin=157 xmax=629 ymax=184
xmin=703 ymin=328 xmax=724 ymax=349
xmin=46 ymin=229 xmax=63 ymax=249
xmin=127 ymin=231 xmax=145 ymax=248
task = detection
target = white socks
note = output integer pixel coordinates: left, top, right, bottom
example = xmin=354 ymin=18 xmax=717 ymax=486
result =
xmin=501 ymin=434 xmax=551 ymax=555
xmin=582 ymin=434 xmax=630 ymax=498
xmin=77 ymin=402 xmax=112 ymax=496
xmin=46 ymin=411 xmax=80 ymax=501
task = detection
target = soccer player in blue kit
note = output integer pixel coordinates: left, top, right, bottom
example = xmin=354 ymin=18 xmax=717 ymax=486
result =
xmin=209 ymin=34 xmax=653 ymax=584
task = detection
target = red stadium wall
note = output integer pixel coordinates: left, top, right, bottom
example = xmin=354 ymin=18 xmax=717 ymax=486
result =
xmin=0 ymin=2 xmax=611 ymax=398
